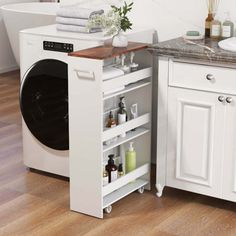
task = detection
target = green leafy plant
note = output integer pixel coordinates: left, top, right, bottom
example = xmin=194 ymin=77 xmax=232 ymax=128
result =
xmin=111 ymin=1 xmax=134 ymax=32
xmin=87 ymin=1 xmax=134 ymax=36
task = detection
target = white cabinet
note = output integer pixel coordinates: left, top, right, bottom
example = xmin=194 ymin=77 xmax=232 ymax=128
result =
xmin=222 ymin=95 xmax=236 ymax=202
xmin=156 ymin=58 xmax=236 ymax=202
xmin=167 ymin=87 xmax=223 ymax=198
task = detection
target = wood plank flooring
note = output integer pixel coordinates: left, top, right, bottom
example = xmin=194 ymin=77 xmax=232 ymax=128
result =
xmin=0 ymin=71 xmax=236 ymax=236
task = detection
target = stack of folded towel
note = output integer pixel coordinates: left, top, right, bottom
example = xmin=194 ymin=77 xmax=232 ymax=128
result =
xmin=56 ymin=5 xmax=104 ymax=33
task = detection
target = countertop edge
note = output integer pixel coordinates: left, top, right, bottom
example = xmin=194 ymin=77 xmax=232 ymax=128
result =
xmin=148 ymin=47 xmax=236 ymax=67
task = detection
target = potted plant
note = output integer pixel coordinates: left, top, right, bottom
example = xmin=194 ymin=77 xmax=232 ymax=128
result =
xmin=87 ymin=1 xmax=134 ymax=47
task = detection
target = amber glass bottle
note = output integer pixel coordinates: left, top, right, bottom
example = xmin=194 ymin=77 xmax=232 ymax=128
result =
xmin=106 ymin=111 xmax=116 ymax=128
xmin=105 ymin=155 xmax=118 ymax=183
xmin=205 ymin=13 xmax=214 ymax=38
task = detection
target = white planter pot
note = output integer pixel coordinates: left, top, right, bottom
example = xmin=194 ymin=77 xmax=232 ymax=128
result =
xmin=112 ymin=31 xmax=128 ymax=47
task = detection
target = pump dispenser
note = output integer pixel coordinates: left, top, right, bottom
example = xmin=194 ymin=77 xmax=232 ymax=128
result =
xmin=106 ymin=154 xmax=118 ymax=183
xmin=125 ymin=142 xmax=136 ymax=173
xmin=118 ymin=96 xmax=128 ymax=137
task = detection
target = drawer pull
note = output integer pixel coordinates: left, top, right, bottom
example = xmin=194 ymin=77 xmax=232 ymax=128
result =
xmin=226 ymin=97 xmax=233 ymax=104
xmin=218 ymin=96 xmax=225 ymax=103
xmin=74 ymin=69 xmax=95 ymax=80
xmin=206 ymin=74 xmax=215 ymax=81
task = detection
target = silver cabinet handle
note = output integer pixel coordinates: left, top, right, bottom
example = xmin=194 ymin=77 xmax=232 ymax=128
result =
xmin=206 ymin=74 xmax=215 ymax=81
xmin=226 ymin=97 xmax=233 ymax=104
xmin=218 ymin=96 xmax=225 ymax=103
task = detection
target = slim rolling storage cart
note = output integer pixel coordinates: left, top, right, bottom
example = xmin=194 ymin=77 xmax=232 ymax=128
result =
xmin=68 ymin=43 xmax=152 ymax=218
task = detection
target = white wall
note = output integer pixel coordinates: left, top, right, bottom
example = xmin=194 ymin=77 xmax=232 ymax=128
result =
xmin=0 ymin=0 xmax=42 ymax=74
xmin=0 ymin=0 xmax=41 ymax=74
xmin=60 ymin=0 xmax=236 ymax=41
xmin=0 ymin=1 xmax=18 ymax=74
xmin=2 ymin=0 xmax=235 ymax=74
xmin=130 ymin=0 xmax=236 ymax=41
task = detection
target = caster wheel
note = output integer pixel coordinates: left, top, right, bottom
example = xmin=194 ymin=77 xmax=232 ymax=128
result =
xmin=104 ymin=205 xmax=112 ymax=214
xmin=137 ymin=186 xmax=145 ymax=194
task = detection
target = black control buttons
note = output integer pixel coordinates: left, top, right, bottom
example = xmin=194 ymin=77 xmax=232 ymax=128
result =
xmin=43 ymin=41 xmax=74 ymax=53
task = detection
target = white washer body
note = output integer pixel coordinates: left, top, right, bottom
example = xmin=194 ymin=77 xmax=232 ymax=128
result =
xmin=20 ymin=25 xmax=154 ymax=177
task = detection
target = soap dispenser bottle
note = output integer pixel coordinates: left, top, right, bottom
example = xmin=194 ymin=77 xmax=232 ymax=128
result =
xmin=125 ymin=142 xmax=136 ymax=173
xmin=118 ymin=96 xmax=128 ymax=138
xmin=106 ymin=154 xmax=118 ymax=183
xmin=222 ymin=12 xmax=234 ymax=38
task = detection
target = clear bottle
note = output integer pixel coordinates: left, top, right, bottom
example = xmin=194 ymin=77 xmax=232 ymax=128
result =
xmin=105 ymin=154 xmax=118 ymax=183
xmin=205 ymin=13 xmax=214 ymax=38
xmin=222 ymin=12 xmax=234 ymax=39
xmin=211 ymin=17 xmax=221 ymax=39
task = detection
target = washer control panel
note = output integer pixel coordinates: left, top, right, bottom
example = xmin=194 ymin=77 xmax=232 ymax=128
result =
xmin=43 ymin=41 xmax=74 ymax=53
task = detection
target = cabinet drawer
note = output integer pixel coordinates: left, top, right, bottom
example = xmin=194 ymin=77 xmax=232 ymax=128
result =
xmin=169 ymin=61 xmax=236 ymax=95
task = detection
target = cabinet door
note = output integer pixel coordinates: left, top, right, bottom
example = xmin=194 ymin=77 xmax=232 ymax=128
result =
xmin=222 ymin=95 xmax=236 ymax=202
xmin=167 ymin=87 xmax=224 ymax=197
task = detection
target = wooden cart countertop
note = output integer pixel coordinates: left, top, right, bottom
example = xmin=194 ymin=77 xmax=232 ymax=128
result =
xmin=68 ymin=42 xmax=149 ymax=60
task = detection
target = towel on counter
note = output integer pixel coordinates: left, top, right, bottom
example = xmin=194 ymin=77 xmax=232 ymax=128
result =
xmin=56 ymin=24 xmax=102 ymax=33
xmin=57 ymin=6 xmax=104 ymax=19
xmin=56 ymin=17 xmax=89 ymax=26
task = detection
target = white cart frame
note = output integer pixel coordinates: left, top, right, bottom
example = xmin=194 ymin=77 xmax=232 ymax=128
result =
xmin=68 ymin=44 xmax=153 ymax=218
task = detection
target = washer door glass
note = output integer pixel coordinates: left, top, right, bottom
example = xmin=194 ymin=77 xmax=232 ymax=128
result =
xmin=20 ymin=59 xmax=69 ymax=151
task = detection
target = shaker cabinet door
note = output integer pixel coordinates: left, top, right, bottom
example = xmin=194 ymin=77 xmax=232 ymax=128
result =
xmin=222 ymin=95 xmax=236 ymax=202
xmin=167 ymin=87 xmax=224 ymax=197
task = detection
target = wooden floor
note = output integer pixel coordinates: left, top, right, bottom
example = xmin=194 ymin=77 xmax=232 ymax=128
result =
xmin=0 ymin=71 xmax=236 ymax=236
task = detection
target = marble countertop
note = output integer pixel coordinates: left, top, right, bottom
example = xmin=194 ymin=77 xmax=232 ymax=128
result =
xmin=149 ymin=37 xmax=236 ymax=65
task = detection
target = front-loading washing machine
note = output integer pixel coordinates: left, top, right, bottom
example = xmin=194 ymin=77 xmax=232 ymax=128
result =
xmin=20 ymin=24 xmax=154 ymax=177
xmin=20 ymin=25 xmax=105 ymax=177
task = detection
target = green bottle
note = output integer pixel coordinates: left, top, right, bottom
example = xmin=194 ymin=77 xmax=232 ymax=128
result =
xmin=125 ymin=142 xmax=136 ymax=173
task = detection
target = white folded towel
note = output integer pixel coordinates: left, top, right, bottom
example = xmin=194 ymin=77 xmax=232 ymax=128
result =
xmin=56 ymin=17 xmax=89 ymax=26
xmin=102 ymin=67 xmax=125 ymax=81
xmin=56 ymin=24 xmax=102 ymax=33
xmin=57 ymin=6 xmax=104 ymax=19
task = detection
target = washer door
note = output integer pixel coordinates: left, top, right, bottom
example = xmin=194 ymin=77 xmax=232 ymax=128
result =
xmin=20 ymin=59 xmax=69 ymax=151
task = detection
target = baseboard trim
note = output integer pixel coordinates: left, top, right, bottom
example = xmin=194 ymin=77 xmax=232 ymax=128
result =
xmin=0 ymin=65 xmax=19 ymax=74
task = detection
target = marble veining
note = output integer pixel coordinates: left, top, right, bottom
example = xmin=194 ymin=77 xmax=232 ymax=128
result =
xmin=149 ymin=37 xmax=236 ymax=66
